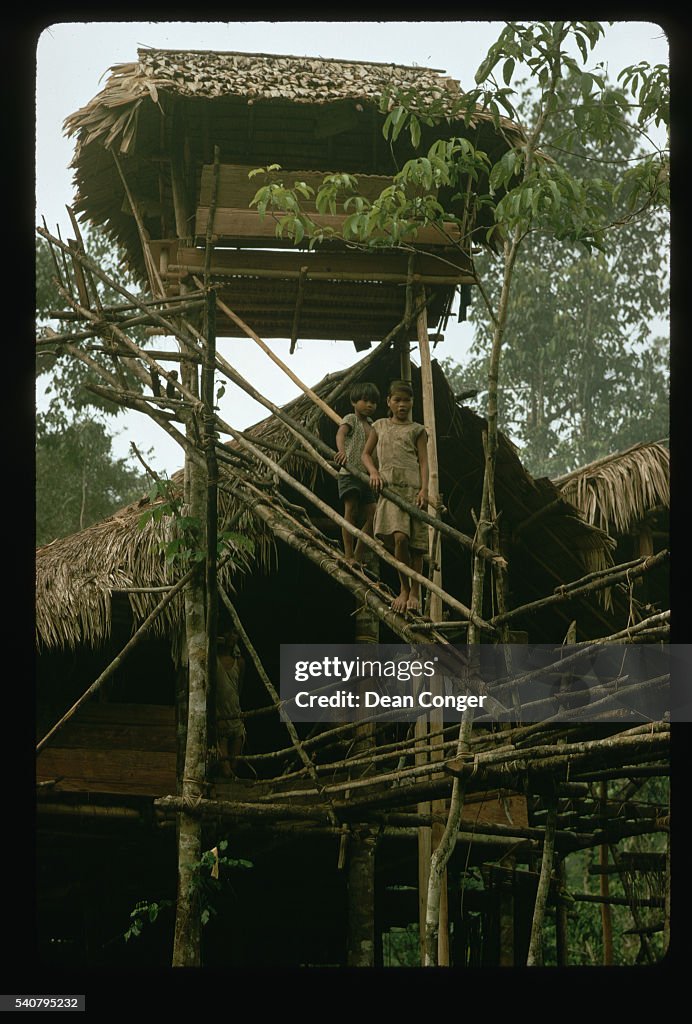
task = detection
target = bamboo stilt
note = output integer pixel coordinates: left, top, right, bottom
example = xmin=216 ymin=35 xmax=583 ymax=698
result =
xmin=526 ymin=799 xmax=558 ymax=966
xmin=599 ymin=780 xmax=614 ymax=964
xmin=415 ymin=281 xmax=449 ymax=964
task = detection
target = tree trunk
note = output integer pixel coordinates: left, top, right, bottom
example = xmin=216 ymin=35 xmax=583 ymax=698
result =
xmin=172 ymin=358 xmax=208 ymax=967
xmin=347 ymin=830 xmax=377 ymax=966
xmin=527 ymin=801 xmax=557 ymax=966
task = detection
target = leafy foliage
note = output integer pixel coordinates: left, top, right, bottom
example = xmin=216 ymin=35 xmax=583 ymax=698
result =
xmin=36 ymin=408 xmax=147 ymax=546
xmin=440 ymin=68 xmax=669 ymax=477
xmin=36 ymin=227 xmax=155 ymax=543
xmin=124 ymin=841 xmax=252 ymax=942
xmin=137 ymin=475 xmax=255 ymax=567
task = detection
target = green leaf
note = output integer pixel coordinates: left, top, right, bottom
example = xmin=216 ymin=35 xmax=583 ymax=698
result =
xmin=475 ymin=56 xmax=494 ymax=84
xmin=409 ymin=115 xmax=421 ymax=149
xmin=502 ymin=58 xmax=515 ymax=85
xmin=574 ymin=32 xmax=588 ymax=64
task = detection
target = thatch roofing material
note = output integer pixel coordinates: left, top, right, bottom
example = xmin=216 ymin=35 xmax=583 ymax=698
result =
xmin=64 ymin=49 xmax=464 ymax=154
xmin=35 ymin=481 xmax=272 ymax=653
xmin=133 ymin=49 xmax=459 ymax=105
xmin=554 ymin=442 xmax=669 ymax=536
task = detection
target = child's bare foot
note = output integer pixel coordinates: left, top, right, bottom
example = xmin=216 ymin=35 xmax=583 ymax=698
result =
xmin=392 ymin=590 xmax=410 ymax=614
xmin=406 ymin=594 xmax=421 ymax=614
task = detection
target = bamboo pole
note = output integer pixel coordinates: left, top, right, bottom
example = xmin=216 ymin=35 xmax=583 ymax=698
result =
xmin=172 ymin=334 xmax=207 ymax=968
xmin=555 ymin=857 xmax=569 ymax=966
xmin=526 ymin=799 xmax=558 ymax=966
xmin=111 ymin=158 xmax=166 ymax=299
xmin=424 ymin=711 xmax=474 ymax=965
xmin=203 ymin=151 xmax=221 ymax=782
xmin=415 ymin=280 xmax=449 ymax=964
xmin=66 ymin=206 xmax=102 ymax=313
xmin=289 ymin=265 xmax=309 ymax=354
xmin=491 ymin=550 xmax=669 ymax=626
xmin=167 ymin=264 xmax=473 ymax=285
xmin=663 ymin=814 xmax=671 ymax=955
xmin=400 ymin=254 xmax=415 ymax=381
xmin=217 ymin=585 xmax=339 ymax=827
xmin=204 ymin=286 xmax=342 ymax=426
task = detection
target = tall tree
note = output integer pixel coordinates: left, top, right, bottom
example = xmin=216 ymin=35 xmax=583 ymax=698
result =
xmin=440 ymin=71 xmax=669 ymax=476
xmin=36 ymin=408 xmax=147 ymax=545
xmin=36 ymin=227 xmax=148 ymax=542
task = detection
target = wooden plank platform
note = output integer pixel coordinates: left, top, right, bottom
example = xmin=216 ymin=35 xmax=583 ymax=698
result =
xmin=195 ymin=207 xmax=462 ymax=247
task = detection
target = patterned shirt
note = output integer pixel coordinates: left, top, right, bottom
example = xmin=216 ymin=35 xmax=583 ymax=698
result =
xmin=339 ymin=413 xmax=373 ymax=474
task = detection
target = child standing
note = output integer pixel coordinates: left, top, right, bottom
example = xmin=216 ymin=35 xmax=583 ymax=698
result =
xmin=334 ymin=382 xmax=380 ymax=564
xmin=362 ymin=380 xmax=429 ymax=614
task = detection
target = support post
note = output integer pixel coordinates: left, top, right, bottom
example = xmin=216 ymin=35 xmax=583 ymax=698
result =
xmin=416 ymin=281 xmax=449 ymax=964
xmin=347 ymin=828 xmax=378 ymax=966
xmin=346 ymin=547 xmax=379 ymax=964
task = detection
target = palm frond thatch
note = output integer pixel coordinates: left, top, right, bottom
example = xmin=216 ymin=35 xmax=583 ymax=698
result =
xmin=35 ymin=477 xmax=275 ymax=654
xmin=554 ymin=441 xmax=669 ymax=536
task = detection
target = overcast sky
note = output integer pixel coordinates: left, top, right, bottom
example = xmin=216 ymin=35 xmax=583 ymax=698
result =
xmin=35 ymin=20 xmax=670 ymax=475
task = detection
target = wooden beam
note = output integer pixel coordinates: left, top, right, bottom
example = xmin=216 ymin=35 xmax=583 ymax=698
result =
xmin=173 ymin=245 xmax=473 ymax=278
xmin=210 ymin=290 xmax=343 ymax=426
xmin=195 ymin=207 xmax=462 ymax=247
xmin=289 ymin=265 xmax=309 ymax=354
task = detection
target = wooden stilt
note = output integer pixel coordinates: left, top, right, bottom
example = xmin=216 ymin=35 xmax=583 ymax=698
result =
xmin=599 ymin=781 xmax=614 ymax=964
xmin=346 ymin=828 xmax=377 ymax=966
xmin=400 ymin=254 xmax=415 ymax=382
xmin=415 ymin=281 xmax=450 ymax=964
xmin=555 ymin=856 xmax=569 ymax=966
xmin=290 ymin=265 xmax=309 ymax=354
xmin=345 ymin=548 xmax=379 ymax=964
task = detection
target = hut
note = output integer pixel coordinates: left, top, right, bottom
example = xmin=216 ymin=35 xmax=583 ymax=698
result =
xmin=35 ymin=347 xmax=668 ymax=967
xmin=62 ymin=47 xmax=526 ymax=347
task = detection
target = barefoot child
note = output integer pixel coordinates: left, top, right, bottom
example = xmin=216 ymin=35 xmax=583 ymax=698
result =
xmin=334 ymin=382 xmax=380 ymax=564
xmin=361 ymin=380 xmax=429 ymax=614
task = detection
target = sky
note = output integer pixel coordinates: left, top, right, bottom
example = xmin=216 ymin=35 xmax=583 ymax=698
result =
xmin=35 ymin=19 xmax=670 ymax=476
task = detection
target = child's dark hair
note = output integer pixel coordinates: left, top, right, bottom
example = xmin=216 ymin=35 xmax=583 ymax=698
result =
xmin=350 ymin=381 xmax=380 ymax=404
xmin=387 ymin=379 xmax=413 ymax=397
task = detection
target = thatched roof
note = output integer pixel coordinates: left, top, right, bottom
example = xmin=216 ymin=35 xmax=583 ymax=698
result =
xmin=36 ymin=349 xmax=619 ymax=653
xmin=553 ymin=441 xmax=669 ymax=536
xmin=64 ymin=47 xmax=519 ymax=154
xmin=35 ymin=473 xmax=274 ymax=655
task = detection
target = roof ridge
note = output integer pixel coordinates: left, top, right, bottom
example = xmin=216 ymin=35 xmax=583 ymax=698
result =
xmin=137 ymin=46 xmax=448 ymax=75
